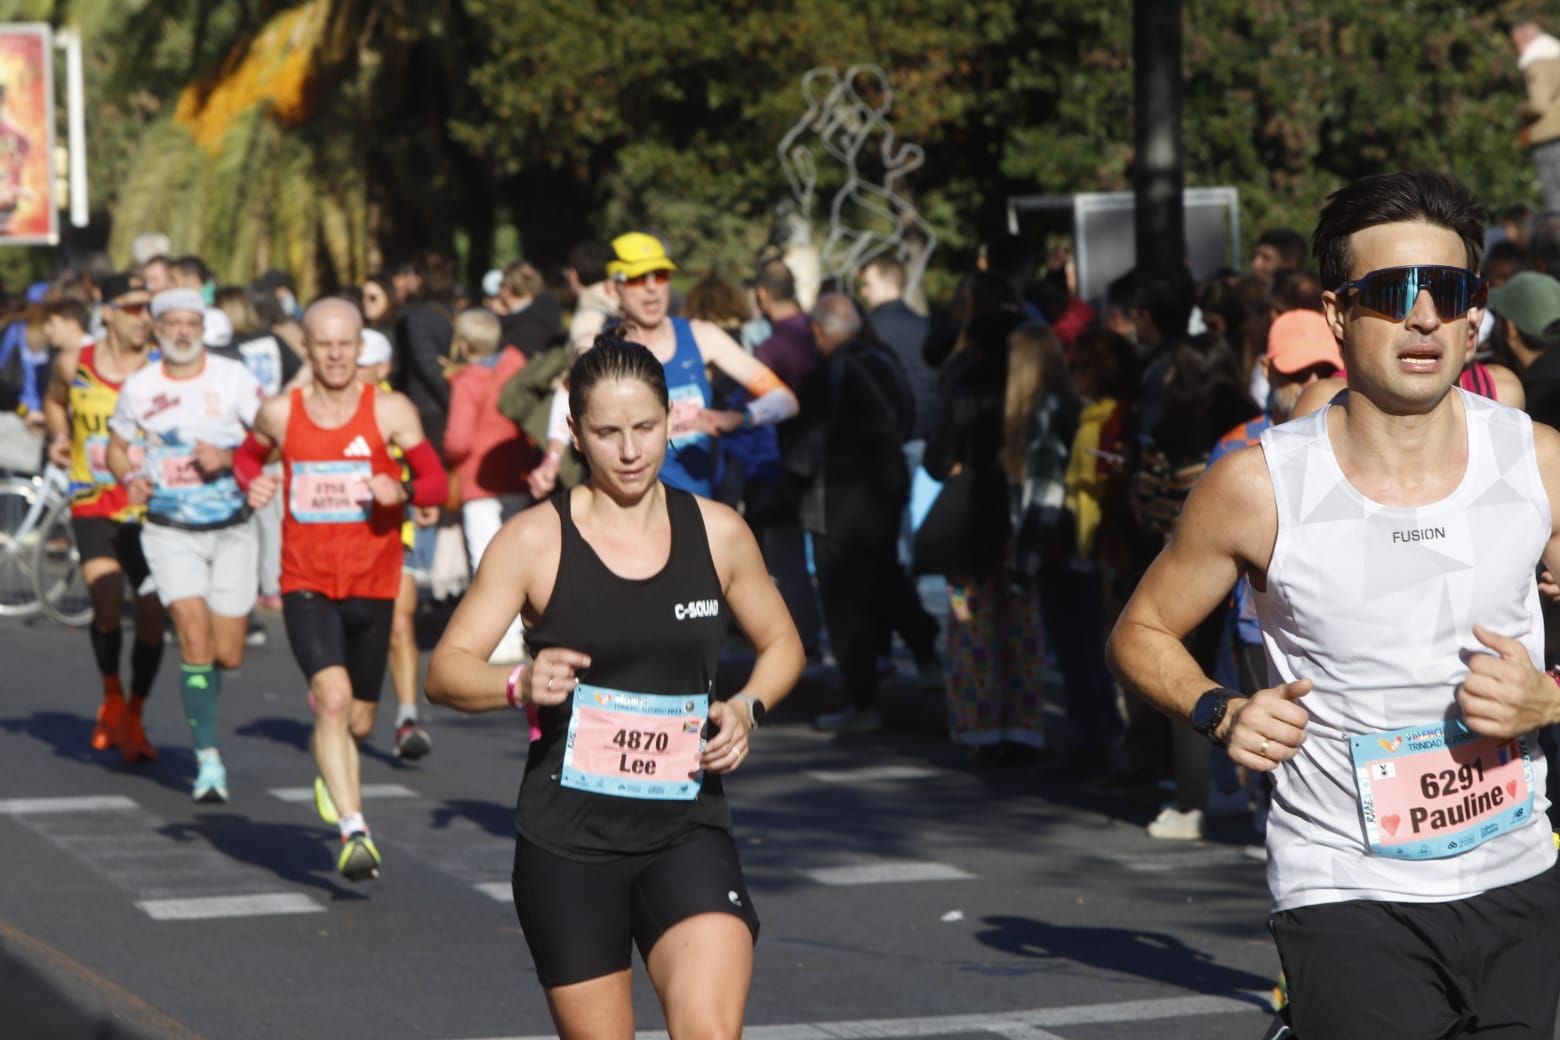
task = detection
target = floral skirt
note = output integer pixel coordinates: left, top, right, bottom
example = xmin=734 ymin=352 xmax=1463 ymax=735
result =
xmin=944 ymin=565 xmax=1046 ymax=746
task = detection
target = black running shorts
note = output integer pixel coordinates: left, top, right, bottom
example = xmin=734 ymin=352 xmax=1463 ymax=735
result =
xmin=511 ymin=827 xmax=760 ymax=988
xmin=281 ymin=591 xmax=393 ymax=702
xmin=1270 ymin=859 xmax=1560 ymax=1039
xmin=71 ymin=516 xmax=150 ymax=590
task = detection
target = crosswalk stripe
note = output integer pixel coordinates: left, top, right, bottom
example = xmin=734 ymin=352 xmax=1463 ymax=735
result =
xmin=136 ymin=893 xmax=324 ymax=920
xmin=473 ymin=882 xmax=512 ymax=902
xmin=10 ymin=798 xmax=325 ymax=920
xmin=0 ymin=795 xmax=138 ymax=814
xmin=804 ymin=766 xmax=939 ymax=783
xmin=268 ymin=783 xmax=417 ymax=803
xmin=800 ymin=861 xmax=975 ymax=885
xmin=444 ymin=992 xmax=1267 ymax=1040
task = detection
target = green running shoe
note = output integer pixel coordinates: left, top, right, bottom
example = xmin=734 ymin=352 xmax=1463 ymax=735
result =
xmin=313 ymin=776 xmax=339 ymax=825
xmin=337 ymin=831 xmax=381 ymax=882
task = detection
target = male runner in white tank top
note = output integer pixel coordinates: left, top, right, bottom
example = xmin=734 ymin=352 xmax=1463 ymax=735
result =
xmin=1109 ymin=171 xmax=1560 ymax=1038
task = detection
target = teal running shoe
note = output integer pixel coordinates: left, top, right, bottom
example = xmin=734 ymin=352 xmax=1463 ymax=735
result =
xmin=192 ymin=749 xmax=228 ymax=804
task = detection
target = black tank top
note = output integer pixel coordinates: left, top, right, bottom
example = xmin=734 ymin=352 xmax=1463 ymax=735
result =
xmin=517 ymin=485 xmax=732 ymax=860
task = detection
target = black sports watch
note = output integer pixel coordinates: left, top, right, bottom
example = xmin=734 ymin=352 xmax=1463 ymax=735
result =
xmin=735 ymin=694 xmax=766 ymax=728
xmin=1191 ymin=688 xmax=1238 ymax=746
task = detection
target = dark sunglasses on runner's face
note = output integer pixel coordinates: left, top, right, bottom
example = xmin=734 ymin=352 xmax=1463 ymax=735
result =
xmin=110 ymin=301 xmax=148 ymax=316
xmin=617 ymin=270 xmax=671 ymax=289
xmin=1337 ymin=265 xmax=1485 ymax=321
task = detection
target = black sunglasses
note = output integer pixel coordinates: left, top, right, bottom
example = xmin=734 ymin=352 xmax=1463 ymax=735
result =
xmin=1337 ymin=265 xmax=1485 ymax=322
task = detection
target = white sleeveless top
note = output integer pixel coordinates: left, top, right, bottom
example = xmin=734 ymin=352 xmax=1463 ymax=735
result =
xmin=1254 ymin=389 xmax=1556 ymax=912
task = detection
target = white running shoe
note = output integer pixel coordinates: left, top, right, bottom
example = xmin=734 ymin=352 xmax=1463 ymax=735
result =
xmin=1147 ymin=805 xmax=1204 ymax=840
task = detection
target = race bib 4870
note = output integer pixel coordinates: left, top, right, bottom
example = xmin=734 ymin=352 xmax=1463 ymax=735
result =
xmin=560 ymin=685 xmax=707 ymax=800
xmin=1351 ymin=720 xmax=1536 ymax=860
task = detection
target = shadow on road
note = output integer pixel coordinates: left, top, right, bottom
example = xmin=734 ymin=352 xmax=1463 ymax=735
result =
xmin=0 ymin=939 xmax=147 ymax=1040
xmin=428 ymin=798 xmax=514 ymax=841
xmin=974 ymin=914 xmax=1274 ymax=997
xmin=0 ymin=711 xmax=196 ymax=798
xmin=159 ymin=813 xmax=368 ymax=902
xmin=234 ymin=716 xmax=400 ymax=767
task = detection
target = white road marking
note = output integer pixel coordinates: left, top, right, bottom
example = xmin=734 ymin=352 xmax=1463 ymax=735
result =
xmin=801 ymin=861 xmax=975 ymax=885
xmin=268 ymin=783 xmax=417 ymax=803
xmin=445 ymin=992 xmax=1266 ymax=1040
xmin=0 ymin=795 xmax=138 ymax=814
xmin=805 ymin=766 xmax=939 ymax=783
xmin=1091 ymin=847 xmax=1259 ymax=873
xmin=135 ymin=893 xmax=324 ymax=921
xmin=473 ymin=882 xmax=513 ymax=902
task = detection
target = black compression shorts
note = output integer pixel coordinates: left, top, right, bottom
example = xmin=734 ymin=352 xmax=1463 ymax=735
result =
xmin=512 ymin=826 xmax=759 ymax=988
xmin=71 ymin=516 xmax=151 ymax=590
xmin=1271 ymin=859 xmax=1560 ymax=1039
xmin=281 ymin=591 xmax=393 ymax=702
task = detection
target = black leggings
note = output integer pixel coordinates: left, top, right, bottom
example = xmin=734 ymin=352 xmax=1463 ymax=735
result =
xmin=281 ymin=592 xmax=393 ymax=702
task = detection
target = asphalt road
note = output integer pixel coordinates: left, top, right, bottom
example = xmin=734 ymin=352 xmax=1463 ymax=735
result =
xmin=0 ymin=608 xmax=1290 ymax=1040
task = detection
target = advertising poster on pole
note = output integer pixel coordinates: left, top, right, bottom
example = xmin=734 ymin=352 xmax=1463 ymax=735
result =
xmin=0 ymin=24 xmax=54 ymax=245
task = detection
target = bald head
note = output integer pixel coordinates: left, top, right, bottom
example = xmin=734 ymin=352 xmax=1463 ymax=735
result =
xmin=809 ymin=292 xmax=862 ymax=354
xmin=303 ymin=297 xmax=367 ymax=389
xmin=304 ymin=297 xmax=364 ymax=341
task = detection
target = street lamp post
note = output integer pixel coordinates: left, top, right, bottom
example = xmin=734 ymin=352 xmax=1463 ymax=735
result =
xmin=1133 ymin=0 xmax=1184 ymax=278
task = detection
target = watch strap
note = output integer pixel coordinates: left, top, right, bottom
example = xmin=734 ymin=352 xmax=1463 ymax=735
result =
xmin=734 ymin=694 xmax=763 ymax=728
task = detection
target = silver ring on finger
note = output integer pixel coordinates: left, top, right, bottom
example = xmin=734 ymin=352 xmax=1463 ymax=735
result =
xmin=547 ymin=676 xmax=555 ymax=692
xmin=1259 ymin=737 xmax=1271 ymax=757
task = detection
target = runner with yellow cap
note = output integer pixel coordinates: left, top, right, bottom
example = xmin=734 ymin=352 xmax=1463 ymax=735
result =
xmin=528 ymin=232 xmax=799 ymax=497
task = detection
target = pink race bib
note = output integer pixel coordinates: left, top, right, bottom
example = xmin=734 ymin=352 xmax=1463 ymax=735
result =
xmin=560 ymin=685 xmax=707 ymax=800
xmin=1352 ymin=721 xmax=1537 ymax=860
xmin=159 ymin=453 xmax=202 ymax=488
xmin=289 ymin=460 xmax=372 ymax=524
xmin=667 ymin=385 xmax=707 ymax=447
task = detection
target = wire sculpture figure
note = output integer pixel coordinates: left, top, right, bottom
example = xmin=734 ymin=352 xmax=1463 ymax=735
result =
xmin=777 ymin=64 xmax=935 ymax=298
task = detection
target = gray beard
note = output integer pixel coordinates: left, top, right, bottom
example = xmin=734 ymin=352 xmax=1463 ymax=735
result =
xmin=159 ymin=335 xmax=202 ymax=365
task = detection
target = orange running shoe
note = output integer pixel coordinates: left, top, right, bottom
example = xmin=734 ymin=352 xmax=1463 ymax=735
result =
xmin=118 ymin=712 xmax=158 ymax=763
xmin=92 ymin=695 xmax=126 ymax=751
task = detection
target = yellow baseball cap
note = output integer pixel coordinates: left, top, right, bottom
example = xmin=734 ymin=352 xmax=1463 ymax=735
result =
xmin=607 ymin=232 xmax=677 ymax=280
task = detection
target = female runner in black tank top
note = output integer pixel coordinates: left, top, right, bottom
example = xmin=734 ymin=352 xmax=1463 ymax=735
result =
xmin=427 ymin=336 xmax=804 ymax=1038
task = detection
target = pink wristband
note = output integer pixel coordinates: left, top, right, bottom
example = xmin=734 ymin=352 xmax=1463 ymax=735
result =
xmin=506 ymin=663 xmax=529 ymax=709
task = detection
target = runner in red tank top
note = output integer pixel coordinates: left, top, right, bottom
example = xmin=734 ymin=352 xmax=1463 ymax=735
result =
xmin=236 ymin=298 xmax=448 ymax=882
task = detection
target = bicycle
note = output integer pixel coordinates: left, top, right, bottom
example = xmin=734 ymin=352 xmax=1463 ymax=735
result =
xmin=30 ymin=466 xmax=91 ymax=626
xmin=0 ymin=465 xmax=89 ymax=624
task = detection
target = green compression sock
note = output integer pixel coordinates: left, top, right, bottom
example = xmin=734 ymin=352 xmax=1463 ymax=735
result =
xmin=180 ymin=664 xmax=222 ymax=750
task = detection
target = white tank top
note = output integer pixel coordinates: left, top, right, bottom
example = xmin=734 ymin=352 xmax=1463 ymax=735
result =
xmin=1254 ymin=389 xmax=1556 ymax=912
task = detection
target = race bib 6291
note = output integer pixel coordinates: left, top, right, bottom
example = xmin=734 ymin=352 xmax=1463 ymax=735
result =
xmin=1351 ymin=720 xmax=1536 ymax=860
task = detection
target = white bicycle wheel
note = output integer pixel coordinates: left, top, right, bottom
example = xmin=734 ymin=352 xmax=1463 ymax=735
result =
xmin=0 ymin=476 xmax=42 ymax=617
xmin=32 ymin=494 xmax=92 ymax=627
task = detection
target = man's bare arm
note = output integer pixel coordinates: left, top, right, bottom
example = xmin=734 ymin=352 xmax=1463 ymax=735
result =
xmin=1106 ymin=445 xmax=1313 ymax=771
xmin=1107 ymin=447 xmax=1269 ymax=716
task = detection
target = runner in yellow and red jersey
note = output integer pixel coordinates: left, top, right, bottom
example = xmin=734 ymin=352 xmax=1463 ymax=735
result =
xmin=42 ymin=274 xmax=165 ymax=761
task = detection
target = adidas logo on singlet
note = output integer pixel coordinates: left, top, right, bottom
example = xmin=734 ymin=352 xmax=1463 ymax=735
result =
xmin=343 ymin=435 xmax=372 ymax=458
xmin=674 ymin=599 xmax=719 ymax=621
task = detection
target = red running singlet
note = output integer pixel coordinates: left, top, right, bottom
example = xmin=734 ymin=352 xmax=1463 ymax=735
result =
xmin=279 ymin=383 xmax=404 ymax=600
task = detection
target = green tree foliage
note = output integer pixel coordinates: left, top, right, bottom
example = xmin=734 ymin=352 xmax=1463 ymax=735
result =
xmin=0 ymin=0 xmax=1548 ymax=290
xmin=457 ymin=0 xmax=1541 ymax=280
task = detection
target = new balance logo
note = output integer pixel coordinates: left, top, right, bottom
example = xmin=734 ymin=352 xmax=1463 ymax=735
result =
xmin=674 ymin=599 xmax=719 ymax=621
xmin=343 ymin=435 xmax=372 ymax=458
